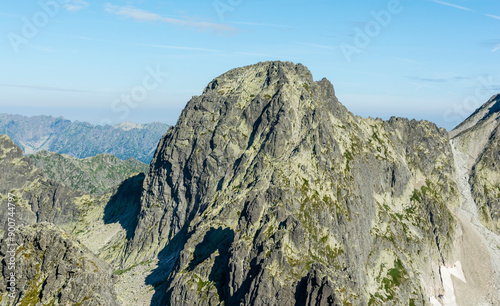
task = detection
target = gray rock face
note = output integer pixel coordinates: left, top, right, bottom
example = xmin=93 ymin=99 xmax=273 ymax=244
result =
xmin=0 ymin=134 xmax=142 ymax=304
xmin=470 ymin=127 xmax=500 ymax=234
xmin=450 ymin=94 xmax=500 ymax=139
xmin=0 ymin=222 xmax=118 ymax=305
xmin=0 ymin=114 xmax=169 ymax=163
xmin=0 ymin=135 xmax=83 ymax=231
xmin=451 ymin=94 xmax=500 ymax=234
xmin=125 ymin=61 xmax=460 ymax=304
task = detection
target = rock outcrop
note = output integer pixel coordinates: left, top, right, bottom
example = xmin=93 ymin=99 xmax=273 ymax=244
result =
xmin=448 ymin=94 xmax=500 ymax=305
xmin=470 ymin=127 xmax=500 ymax=234
xmin=0 ymin=135 xmax=84 ymax=231
xmin=0 ymin=134 xmax=144 ymax=305
xmin=0 ymin=222 xmax=118 ymax=305
xmin=450 ymin=94 xmax=500 ymax=234
xmin=125 ymin=61 xmax=463 ymax=304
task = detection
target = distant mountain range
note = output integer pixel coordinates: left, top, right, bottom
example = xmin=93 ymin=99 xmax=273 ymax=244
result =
xmin=0 ymin=114 xmax=170 ymax=163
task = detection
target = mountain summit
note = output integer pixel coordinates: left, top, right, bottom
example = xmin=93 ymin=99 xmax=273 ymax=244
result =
xmin=450 ymin=94 xmax=500 ymax=139
xmin=124 ymin=61 xmax=477 ymax=304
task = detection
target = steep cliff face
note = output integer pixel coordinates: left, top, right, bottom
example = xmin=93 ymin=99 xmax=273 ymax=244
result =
xmin=125 ymin=61 xmax=461 ymax=304
xmin=0 ymin=222 xmax=118 ymax=305
xmin=448 ymin=94 xmax=500 ymax=305
xmin=451 ymin=94 xmax=500 ymax=234
xmin=470 ymin=127 xmax=500 ymax=234
xmin=0 ymin=135 xmax=84 ymax=232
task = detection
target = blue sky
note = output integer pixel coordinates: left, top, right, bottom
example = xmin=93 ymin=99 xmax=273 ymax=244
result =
xmin=1 ymin=0 xmax=499 ymax=129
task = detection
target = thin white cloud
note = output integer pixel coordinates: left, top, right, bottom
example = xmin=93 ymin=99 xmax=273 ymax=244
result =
xmin=65 ymin=35 xmax=221 ymax=52
xmin=63 ymin=0 xmax=89 ymax=12
xmin=485 ymin=14 xmax=500 ymax=20
xmin=32 ymin=44 xmax=58 ymax=53
xmin=0 ymin=83 xmax=116 ymax=94
xmin=429 ymin=0 xmax=472 ymax=11
xmin=57 ymin=35 xmax=221 ymax=53
xmin=236 ymin=52 xmax=276 ymax=57
xmin=407 ymin=76 xmax=469 ymax=83
xmin=297 ymin=42 xmax=338 ymax=51
xmin=482 ymin=39 xmax=500 ymax=52
xmin=140 ymin=43 xmax=219 ymax=52
xmin=393 ymin=57 xmax=421 ymax=65
xmin=229 ymin=21 xmax=295 ymax=29
xmin=104 ymin=3 xmax=237 ymax=34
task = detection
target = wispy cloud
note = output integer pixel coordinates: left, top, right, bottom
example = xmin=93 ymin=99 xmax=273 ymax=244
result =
xmin=228 ymin=21 xmax=295 ymax=30
xmin=63 ymin=0 xmax=89 ymax=12
xmin=140 ymin=43 xmax=219 ymax=52
xmin=297 ymin=42 xmax=338 ymax=51
xmin=408 ymin=76 xmax=469 ymax=83
xmin=394 ymin=57 xmax=421 ymax=65
xmin=236 ymin=52 xmax=276 ymax=57
xmin=429 ymin=0 xmax=472 ymax=11
xmin=485 ymin=14 xmax=500 ymax=20
xmin=104 ymin=3 xmax=237 ymax=34
xmin=481 ymin=39 xmax=500 ymax=52
xmin=31 ymin=44 xmax=58 ymax=53
xmin=64 ymin=34 xmax=221 ymax=52
xmin=0 ymin=84 xmax=117 ymax=94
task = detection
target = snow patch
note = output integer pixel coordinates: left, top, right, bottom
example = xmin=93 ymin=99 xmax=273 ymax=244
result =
xmin=430 ymin=261 xmax=466 ymax=306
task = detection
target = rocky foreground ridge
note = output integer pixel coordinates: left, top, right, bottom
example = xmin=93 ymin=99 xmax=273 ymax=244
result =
xmin=1 ymin=61 xmax=500 ymax=305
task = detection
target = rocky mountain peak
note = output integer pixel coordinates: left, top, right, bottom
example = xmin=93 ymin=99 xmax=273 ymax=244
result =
xmin=204 ymin=61 xmax=314 ymax=93
xmin=124 ymin=61 xmax=464 ymax=304
xmin=450 ymin=94 xmax=500 ymax=171
xmin=199 ymin=61 xmax=340 ymax=115
xmin=0 ymin=134 xmax=23 ymax=158
xmin=450 ymin=93 xmax=500 ymax=138
xmin=127 ymin=61 xmax=351 ymax=261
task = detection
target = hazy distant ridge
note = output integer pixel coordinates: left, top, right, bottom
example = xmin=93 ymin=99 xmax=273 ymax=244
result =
xmin=0 ymin=114 xmax=170 ymax=163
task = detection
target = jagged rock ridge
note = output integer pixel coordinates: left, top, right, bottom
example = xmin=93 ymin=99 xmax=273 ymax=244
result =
xmin=450 ymin=94 xmax=500 ymax=139
xmin=0 ymin=223 xmax=118 ymax=305
xmin=125 ymin=61 xmax=467 ymax=305
xmin=0 ymin=134 xmax=132 ymax=305
xmin=0 ymin=135 xmax=84 ymax=230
